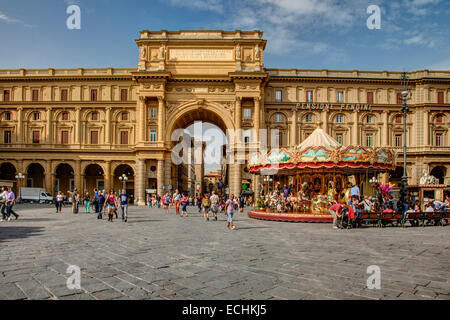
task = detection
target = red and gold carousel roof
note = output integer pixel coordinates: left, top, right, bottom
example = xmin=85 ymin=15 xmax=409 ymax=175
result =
xmin=248 ymin=125 xmax=396 ymax=174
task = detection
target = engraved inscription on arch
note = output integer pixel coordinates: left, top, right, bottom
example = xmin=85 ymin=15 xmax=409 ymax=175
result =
xmin=169 ymin=49 xmax=234 ymax=61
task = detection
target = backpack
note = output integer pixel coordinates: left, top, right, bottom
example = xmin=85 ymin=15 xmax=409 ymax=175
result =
xmin=203 ymin=198 xmax=210 ymax=207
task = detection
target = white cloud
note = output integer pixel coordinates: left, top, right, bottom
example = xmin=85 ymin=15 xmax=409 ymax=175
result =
xmin=167 ymin=0 xmax=224 ymax=13
xmin=0 ymin=11 xmax=21 ymax=23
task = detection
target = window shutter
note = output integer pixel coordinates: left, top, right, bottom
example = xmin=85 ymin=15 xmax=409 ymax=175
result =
xmin=91 ymin=131 xmax=98 ymax=144
xmin=4 ymin=90 xmax=10 ymax=102
xmin=367 ymin=92 xmax=374 ymax=104
xmin=121 ymin=89 xmax=128 ymax=101
xmin=61 ymin=89 xmax=68 ymax=101
xmin=33 ymin=131 xmax=40 ymax=143
xmin=437 ymin=92 xmax=444 ymax=104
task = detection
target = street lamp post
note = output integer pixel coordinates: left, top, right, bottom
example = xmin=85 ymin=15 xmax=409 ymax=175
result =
xmin=118 ymin=174 xmax=128 ymax=191
xmin=15 ymin=173 xmax=25 ymax=203
xmin=399 ymin=72 xmax=411 ymax=212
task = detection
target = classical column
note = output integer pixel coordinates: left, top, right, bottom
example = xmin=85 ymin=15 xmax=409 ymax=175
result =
xmin=157 ymin=160 xmax=164 ymax=196
xmin=254 ymin=97 xmax=260 ymax=142
xmin=46 ymin=108 xmax=52 ymax=145
xmin=17 ymin=107 xmax=23 ymax=144
xmin=105 ymin=107 xmax=111 ymax=145
xmin=352 ymin=112 xmax=359 ymax=145
xmin=135 ymin=159 xmax=146 ymax=205
xmin=75 ymin=160 xmax=81 ymax=190
xmin=104 ymin=160 xmax=111 ymax=192
xmin=424 ymin=109 xmax=429 ymax=146
xmin=45 ymin=160 xmax=52 ymax=193
xmin=290 ymin=107 xmax=297 ymax=146
xmin=322 ymin=110 xmax=328 ymax=134
xmin=164 ymin=158 xmax=172 ymax=191
xmin=231 ymin=162 xmax=242 ymax=197
xmin=382 ymin=111 xmax=389 ymax=146
xmin=75 ymin=107 xmax=81 ymax=145
xmin=157 ymin=97 xmax=165 ymax=143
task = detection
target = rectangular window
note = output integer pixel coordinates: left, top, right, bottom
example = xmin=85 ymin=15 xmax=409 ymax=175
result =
xmin=336 ymin=114 xmax=343 ymax=123
xmin=61 ymin=130 xmax=69 ymax=144
xmin=243 ymin=108 xmax=251 ymax=119
xmin=306 ymin=114 xmax=312 ymax=122
xmin=367 ymin=115 xmax=373 ymax=123
xmin=395 ymin=115 xmax=402 ymax=124
xmin=365 ymin=134 xmax=373 ymax=147
xmin=150 ymin=108 xmax=157 ymax=118
xmin=91 ymin=130 xmax=99 ymax=145
xmin=120 ymin=89 xmax=128 ymax=101
xmin=32 ymin=90 xmax=39 ymax=102
xmin=337 ymin=91 xmax=343 ymax=103
xmin=61 ymin=89 xmax=68 ymax=102
xmin=244 ymin=136 xmax=250 ymax=143
xmin=121 ymin=112 xmax=128 ymax=121
xmin=62 ymin=112 xmax=69 ymax=121
xmin=4 ymin=112 xmax=11 ymax=121
xmin=4 ymin=130 xmax=11 ymax=144
xmin=367 ymin=92 xmax=374 ymax=104
xmin=120 ymin=131 xmax=128 ymax=145
xmin=150 ymin=129 xmax=157 ymax=142
xmin=437 ymin=91 xmax=444 ymax=104
xmin=307 ymin=91 xmax=313 ymax=102
xmin=436 ymin=133 xmax=442 ymax=147
xmin=3 ymin=90 xmax=10 ymax=102
xmin=336 ymin=134 xmax=343 ymax=145
xmin=33 ymin=112 xmax=40 ymax=121
xmin=92 ymin=112 xmax=98 ymax=121
xmin=32 ymin=131 xmax=40 ymax=144
xmin=91 ymin=89 xmax=98 ymax=101
xmin=275 ymin=90 xmax=282 ymax=102
xmin=395 ymin=134 xmax=402 ymax=147
xmin=275 ymin=113 xmax=283 ymax=122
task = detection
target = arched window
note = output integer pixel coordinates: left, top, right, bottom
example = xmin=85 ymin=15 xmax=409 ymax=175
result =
xmin=366 ymin=115 xmax=373 ymax=123
xmin=275 ymin=113 xmax=283 ymax=123
xmin=91 ymin=112 xmax=99 ymax=121
xmin=336 ymin=114 xmax=343 ymax=123
xmin=305 ymin=114 xmax=313 ymax=123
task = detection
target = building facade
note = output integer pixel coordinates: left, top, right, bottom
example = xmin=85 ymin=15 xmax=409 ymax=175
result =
xmin=0 ymin=30 xmax=449 ymax=204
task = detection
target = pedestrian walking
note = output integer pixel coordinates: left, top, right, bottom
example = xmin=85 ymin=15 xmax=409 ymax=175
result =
xmin=0 ymin=186 xmax=8 ymax=221
xmin=210 ymin=191 xmax=219 ymax=221
xmin=173 ymin=189 xmax=181 ymax=215
xmin=162 ymin=192 xmax=171 ymax=214
xmin=83 ymin=191 xmax=90 ymax=213
xmin=97 ymin=190 xmax=105 ymax=219
xmin=106 ymin=190 xmax=116 ymax=222
xmin=180 ymin=193 xmax=189 ymax=217
xmin=225 ymin=194 xmax=238 ymax=230
xmin=6 ymin=187 xmax=19 ymax=221
xmin=119 ymin=189 xmax=129 ymax=222
xmin=202 ymin=193 xmax=211 ymax=221
xmin=72 ymin=189 xmax=79 ymax=214
xmin=56 ymin=191 xmax=64 ymax=213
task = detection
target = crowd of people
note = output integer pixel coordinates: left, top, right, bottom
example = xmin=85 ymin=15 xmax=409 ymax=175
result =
xmin=146 ymin=189 xmax=249 ymax=230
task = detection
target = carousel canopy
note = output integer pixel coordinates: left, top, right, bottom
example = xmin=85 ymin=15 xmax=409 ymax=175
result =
xmin=295 ymin=128 xmax=341 ymax=152
xmin=248 ymin=123 xmax=396 ymax=174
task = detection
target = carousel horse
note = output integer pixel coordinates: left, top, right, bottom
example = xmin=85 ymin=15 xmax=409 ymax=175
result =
xmin=339 ymin=186 xmax=352 ymax=204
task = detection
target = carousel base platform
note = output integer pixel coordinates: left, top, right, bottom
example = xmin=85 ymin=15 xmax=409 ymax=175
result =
xmin=248 ymin=209 xmax=333 ymax=223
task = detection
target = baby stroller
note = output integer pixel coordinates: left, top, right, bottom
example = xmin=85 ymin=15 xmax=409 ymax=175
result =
xmin=338 ymin=207 xmax=352 ymax=229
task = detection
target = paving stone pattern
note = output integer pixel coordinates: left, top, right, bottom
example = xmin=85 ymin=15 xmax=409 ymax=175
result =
xmin=0 ymin=204 xmax=449 ymax=300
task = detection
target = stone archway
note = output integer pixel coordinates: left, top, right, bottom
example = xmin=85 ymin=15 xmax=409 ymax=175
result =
xmin=430 ymin=166 xmax=446 ymax=184
xmin=0 ymin=162 xmax=18 ymax=194
xmin=55 ymin=163 xmax=75 ymax=194
xmin=84 ymin=164 xmax=104 ymax=192
xmin=113 ymin=164 xmax=135 ymax=202
xmin=26 ymin=163 xmax=45 ymax=188
xmin=164 ymin=101 xmax=237 ymax=196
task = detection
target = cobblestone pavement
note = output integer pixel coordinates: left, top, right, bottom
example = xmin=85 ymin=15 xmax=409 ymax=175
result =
xmin=0 ymin=204 xmax=449 ymax=300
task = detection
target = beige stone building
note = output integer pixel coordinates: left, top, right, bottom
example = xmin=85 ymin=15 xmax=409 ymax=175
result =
xmin=0 ymin=30 xmax=449 ymax=204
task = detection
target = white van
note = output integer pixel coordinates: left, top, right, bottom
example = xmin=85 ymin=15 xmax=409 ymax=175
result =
xmin=20 ymin=188 xmax=53 ymax=204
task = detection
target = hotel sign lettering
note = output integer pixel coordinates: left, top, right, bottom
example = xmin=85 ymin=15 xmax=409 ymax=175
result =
xmin=169 ymin=49 xmax=234 ymax=61
xmin=296 ymin=103 xmax=372 ymax=112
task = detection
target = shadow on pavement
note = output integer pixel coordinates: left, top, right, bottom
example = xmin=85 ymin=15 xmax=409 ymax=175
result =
xmin=0 ymin=226 xmax=44 ymax=241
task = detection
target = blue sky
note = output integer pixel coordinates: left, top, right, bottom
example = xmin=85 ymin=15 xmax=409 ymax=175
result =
xmin=0 ymin=0 xmax=449 ymax=70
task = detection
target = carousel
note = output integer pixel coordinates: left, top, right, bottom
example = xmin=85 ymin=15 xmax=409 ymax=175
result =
xmin=248 ymin=123 xmax=396 ymax=223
